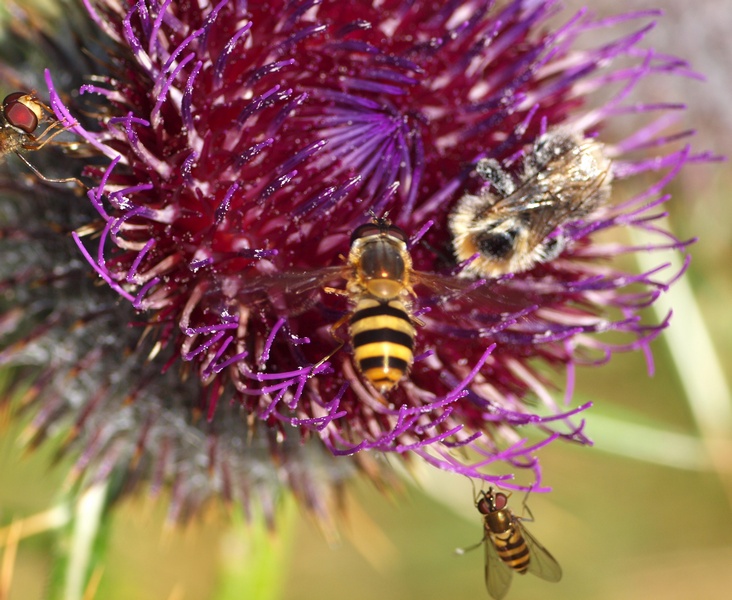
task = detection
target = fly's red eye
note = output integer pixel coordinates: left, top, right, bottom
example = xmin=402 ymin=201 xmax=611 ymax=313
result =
xmin=476 ymin=496 xmax=491 ymax=515
xmin=3 ymin=98 xmax=39 ymax=134
xmin=493 ymin=493 xmax=508 ymax=510
xmin=3 ymin=92 xmax=27 ymax=107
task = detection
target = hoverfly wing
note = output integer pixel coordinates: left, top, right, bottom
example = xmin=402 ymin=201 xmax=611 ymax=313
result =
xmin=520 ymin=521 xmax=562 ymax=583
xmin=411 ymin=270 xmax=536 ymax=314
xmin=483 ymin=531 xmax=513 ymax=600
xmin=223 ymin=266 xmax=346 ymax=316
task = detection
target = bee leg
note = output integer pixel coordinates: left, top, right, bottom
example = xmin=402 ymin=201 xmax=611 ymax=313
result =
xmin=476 ymin=158 xmax=515 ymax=196
xmin=537 ymin=234 xmax=567 ymax=263
xmin=529 ymin=129 xmax=575 ymax=171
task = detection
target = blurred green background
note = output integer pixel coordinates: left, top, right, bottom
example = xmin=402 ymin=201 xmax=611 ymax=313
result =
xmin=2 ymin=1 xmax=732 ymax=599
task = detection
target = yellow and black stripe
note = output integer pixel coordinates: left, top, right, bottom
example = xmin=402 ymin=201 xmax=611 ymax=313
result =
xmin=492 ymin=527 xmax=530 ymax=573
xmin=349 ymin=297 xmax=415 ymax=393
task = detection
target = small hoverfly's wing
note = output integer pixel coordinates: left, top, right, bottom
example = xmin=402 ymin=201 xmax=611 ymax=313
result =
xmin=520 ymin=522 xmax=562 ymax=583
xmin=223 ymin=266 xmax=346 ymax=316
xmin=484 ymin=532 xmax=514 ymax=600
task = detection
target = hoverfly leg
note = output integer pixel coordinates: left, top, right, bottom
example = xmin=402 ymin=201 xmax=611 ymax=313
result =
xmin=518 ymin=489 xmax=535 ymax=523
xmin=307 ymin=312 xmax=348 ymax=378
xmin=30 ymin=120 xmax=65 ymax=148
xmin=520 ymin=502 xmax=536 ymax=523
xmin=323 ymin=286 xmax=349 ymax=297
xmin=454 ymin=534 xmax=486 ymax=556
xmin=14 ymin=152 xmax=84 ymax=187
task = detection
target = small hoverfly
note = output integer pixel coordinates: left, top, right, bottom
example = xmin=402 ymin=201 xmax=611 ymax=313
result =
xmin=449 ymin=127 xmax=612 ymax=277
xmin=219 ymin=218 xmax=525 ymax=396
xmin=0 ymin=91 xmax=79 ymax=184
xmin=471 ymin=488 xmax=562 ymax=599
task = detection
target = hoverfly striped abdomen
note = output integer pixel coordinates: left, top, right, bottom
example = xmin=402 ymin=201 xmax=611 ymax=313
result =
xmin=349 ymin=297 xmax=415 ymax=393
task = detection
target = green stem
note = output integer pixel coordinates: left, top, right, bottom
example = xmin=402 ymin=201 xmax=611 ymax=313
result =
xmin=48 ymin=482 xmax=110 ymax=600
xmin=213 ymin=494 xmax=297 ymax=600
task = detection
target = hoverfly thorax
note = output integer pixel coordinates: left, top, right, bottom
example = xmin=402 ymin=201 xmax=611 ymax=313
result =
xmin=348 ymin=221 xmax=413 ymax=299
xmin=478 ymin=489 xmax=512 ymax=533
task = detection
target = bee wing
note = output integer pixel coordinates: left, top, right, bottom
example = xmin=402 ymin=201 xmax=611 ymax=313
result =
xmin=483 ymin=532 xmax=514 ymax=600
xmin=487 ymin=142 xmax=611 ymax=245
xmin=220 ymin=266 xmax=346 ymax=316
xmin=518 ymin=521 xmax=562 ymax=582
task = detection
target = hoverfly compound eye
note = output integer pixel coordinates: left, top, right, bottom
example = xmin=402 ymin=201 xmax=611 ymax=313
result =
xmin=3 ymin=94 xmax=40 ymax=134
xmin=3 ymin=92 xmax=27 ymax=107
xmin=350 ymin=223 xmax=382 ymax=245
xmin=493 ymin=492 xmax=508 ymax=511
xmin=386 ymin=225 xmax=408 ymax=243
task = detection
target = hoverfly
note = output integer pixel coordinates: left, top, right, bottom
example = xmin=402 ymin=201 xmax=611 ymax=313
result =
xmin=0 ymin=91 xmax=80 ymax=184
xmin=341 ymin=219 xmax=417 ymax=392
xmin=219 ymin=217 xmax=527 ymax=396
xmin=470 ymin=488 xmax=562 ymax=599
xmin=449 ymin=127 xmax=612 ymax=277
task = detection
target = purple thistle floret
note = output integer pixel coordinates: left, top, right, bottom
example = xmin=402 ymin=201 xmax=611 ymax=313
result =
xmin=1 ymin=0 xmax=712 ymax=505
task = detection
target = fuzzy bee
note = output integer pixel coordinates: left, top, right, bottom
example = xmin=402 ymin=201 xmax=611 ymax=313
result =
xmin=449 ymin=127 xmax=612 ymax=277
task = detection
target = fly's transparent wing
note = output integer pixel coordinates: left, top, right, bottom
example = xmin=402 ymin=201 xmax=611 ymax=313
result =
xmin=484 ymin=532 xmax=513 ymax=600
xmin=520 ymin=521 xmax=562 ymax=582
xmin=219 ymin=266 xmax=347 ymax=316
xmin=411 ymin=270 xmax=539 ymax=314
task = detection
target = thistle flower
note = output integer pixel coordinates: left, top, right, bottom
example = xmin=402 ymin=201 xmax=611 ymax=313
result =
xmin=0 ymin=0 xmax=711 ymax=523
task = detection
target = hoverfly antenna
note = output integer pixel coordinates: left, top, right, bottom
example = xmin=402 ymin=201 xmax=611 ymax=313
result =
xmin=366 ymin=207 xmax=391 ymax=225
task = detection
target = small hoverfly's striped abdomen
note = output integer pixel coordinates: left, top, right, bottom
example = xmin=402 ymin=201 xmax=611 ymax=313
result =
xmin=349 ymin=297 xmax=415 ymax=392
xmin=491 ymin=522 xmax=531 ymax=574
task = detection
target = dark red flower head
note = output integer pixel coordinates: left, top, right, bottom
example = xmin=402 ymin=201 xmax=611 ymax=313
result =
xmin=1 ymin=0 xmax=713 ymax=517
